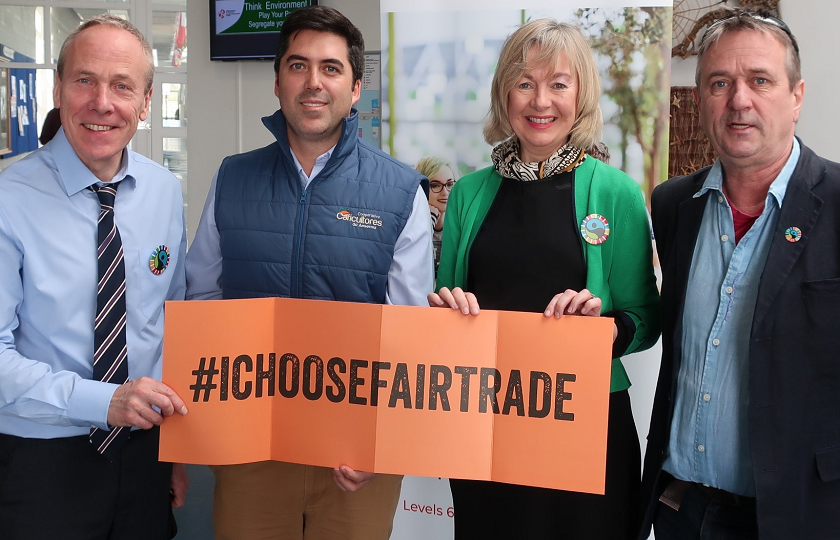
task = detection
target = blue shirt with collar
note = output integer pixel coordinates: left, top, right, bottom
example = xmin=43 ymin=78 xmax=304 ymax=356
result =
xmin=289 ymin=144 xmax=334 ymax=188
xmin=0 ymin=128 xmax=186 ymax=438
xmin=663 ymin=139 xmax=801 ymax=497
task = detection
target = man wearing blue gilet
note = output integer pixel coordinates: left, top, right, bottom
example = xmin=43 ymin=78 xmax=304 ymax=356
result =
xmin=185 ymin=5 xmax=433 ymax=540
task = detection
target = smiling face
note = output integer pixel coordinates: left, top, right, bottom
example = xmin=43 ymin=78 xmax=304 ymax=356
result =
xmin=428 ymin=165 xmax=456 ymax=213
xmin=54 ymin=25 xmax=152 ymax=182
xmin=507 ymin=47 xmax=578 ymax=163
xmin=696 ymin=29 xmax=804 ymax=174
xmin=275 ymin=29 xmax=361 ymax=155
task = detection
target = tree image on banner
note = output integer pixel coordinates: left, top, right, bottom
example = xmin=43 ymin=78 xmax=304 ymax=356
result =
xmin=577 ymin=7 xmax=672 ymax=198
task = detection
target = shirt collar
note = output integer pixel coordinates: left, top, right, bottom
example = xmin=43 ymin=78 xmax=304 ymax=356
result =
xmin=289 ymin=145 xmax=335 ymax=184
xmin=51 ymin=127 xmax=136 ymax=196
xmin=694 ymin=138 xmax=801 ymax=209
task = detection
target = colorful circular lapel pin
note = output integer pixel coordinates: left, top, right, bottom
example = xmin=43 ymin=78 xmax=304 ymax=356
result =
xmin=580 ymin=214 xmax=610 ymax=245
xmin=149 ymin=245 xmax=171 ymax=275
xmin=784 ymin=227 xmax=802 ymax=243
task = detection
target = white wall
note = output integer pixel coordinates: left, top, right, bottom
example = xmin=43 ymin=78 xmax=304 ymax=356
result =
xmin=782 ymin=1 xmax=840 ymax=162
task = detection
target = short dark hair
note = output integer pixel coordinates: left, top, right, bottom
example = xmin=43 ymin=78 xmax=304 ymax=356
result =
xmin=273 ymin=5 xmax=365 ymax=85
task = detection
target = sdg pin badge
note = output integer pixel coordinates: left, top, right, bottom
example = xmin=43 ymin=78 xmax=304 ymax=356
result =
xmin=149 ymin=245 xmax=171 ymax=275
xmin=580 ymin=214 xmax=610 ymax=245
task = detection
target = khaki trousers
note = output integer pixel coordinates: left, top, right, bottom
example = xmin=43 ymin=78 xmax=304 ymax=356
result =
xmin=212 ymin=461 xmax=403 ymax=540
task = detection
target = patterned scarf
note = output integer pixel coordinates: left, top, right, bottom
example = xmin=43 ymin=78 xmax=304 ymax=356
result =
xmin=491 ymin=137 xmax=586 ymax=181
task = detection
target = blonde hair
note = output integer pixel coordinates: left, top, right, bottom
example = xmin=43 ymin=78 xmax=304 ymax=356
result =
xmin=415 ymin=156 xmax=460 ymax=182
xmin=484 ymin=18 xmax=603 ymax=150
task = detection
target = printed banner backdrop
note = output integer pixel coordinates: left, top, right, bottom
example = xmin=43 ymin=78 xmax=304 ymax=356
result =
xmin=160 ymin=298 xmax=613 ymax=493
xmin=392 ymin=476 xmax=456 ymax=539
xmin=379 ymin=0 xmax=672 ymax=536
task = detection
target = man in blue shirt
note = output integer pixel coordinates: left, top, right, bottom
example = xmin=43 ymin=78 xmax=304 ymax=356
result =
xmin=0 ymin=14 xmax=188 ymax=539
xmin=640 ymin=11 xmax=840 ymax=540
xmin=185 ymin=5 xmax=433 ymax=540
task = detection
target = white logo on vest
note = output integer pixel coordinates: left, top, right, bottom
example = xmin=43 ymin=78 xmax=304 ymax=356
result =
xmin=336 ymin=208 xmax=383 ymax=230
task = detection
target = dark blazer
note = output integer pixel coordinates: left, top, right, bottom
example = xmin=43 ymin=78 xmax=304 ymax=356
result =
xmin=640 ymin=140 xmax=840 ymax=540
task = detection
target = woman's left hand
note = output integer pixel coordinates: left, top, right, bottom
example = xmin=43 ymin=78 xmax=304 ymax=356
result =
xmin=543 ymin=289 xmax=602 ymax=318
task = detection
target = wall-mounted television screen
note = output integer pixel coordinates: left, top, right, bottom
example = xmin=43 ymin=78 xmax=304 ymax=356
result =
xmin=210 ymin=0 xmax=318 ymax=61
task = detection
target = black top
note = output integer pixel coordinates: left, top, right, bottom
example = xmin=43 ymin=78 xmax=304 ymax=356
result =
xmin=467 ymin=171 xmax=585 ymax=312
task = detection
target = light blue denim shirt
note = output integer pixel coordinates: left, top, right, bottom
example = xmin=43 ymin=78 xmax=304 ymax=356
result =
xmin=0 ymin=128 xmax=187 ymax=438
xmin=663 ymin=139 xmax=800 ymax=496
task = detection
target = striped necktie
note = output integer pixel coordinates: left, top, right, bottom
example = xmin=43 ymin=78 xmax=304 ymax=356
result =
xmin=89 ymin=183 xmax=130 ymax=458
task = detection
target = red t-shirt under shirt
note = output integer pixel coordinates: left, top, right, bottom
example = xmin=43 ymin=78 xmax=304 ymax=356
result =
xmin=731 ymin=203 xmax=762 ymax=244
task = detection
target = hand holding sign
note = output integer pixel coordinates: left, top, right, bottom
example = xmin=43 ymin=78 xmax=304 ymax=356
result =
xmin=544 ymin=288 xmax=602 ymax=318
xmin=107 ymin=376 xmax=188 ymax=429
xmin=332 ymin=466 xmax=376 ymax=492
xmin=428 ymin=286 xmax=480 ymax=315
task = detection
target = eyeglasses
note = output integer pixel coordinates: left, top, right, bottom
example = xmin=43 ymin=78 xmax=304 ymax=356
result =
xmin=702 ymin=12 xmax=799 ymax=54
xmin=430 ymin=181 xmax=456 ymax=193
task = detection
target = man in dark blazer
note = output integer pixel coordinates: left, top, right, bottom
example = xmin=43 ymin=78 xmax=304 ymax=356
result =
xmin=640 ymin=11 xmax=840 ymax=540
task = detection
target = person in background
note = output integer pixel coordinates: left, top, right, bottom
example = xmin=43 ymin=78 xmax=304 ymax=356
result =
xmin=640 ymin=11 xmax=840 ymax=540
xmin=0 ymin=14 xmax=188 ymax=539
xmin=429 ymin=18 xmax=660 ymax=540
xmin=415 ymin=156 xmax=460 ymax=275
xmin=39 ymin=106 xmax=62 ymax=145
xmin=185 ymin=5 xmax=433 ymax=540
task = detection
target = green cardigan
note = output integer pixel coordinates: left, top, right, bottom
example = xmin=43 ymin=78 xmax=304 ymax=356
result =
xmin=436 ymin=156 xmax=660 ymax=392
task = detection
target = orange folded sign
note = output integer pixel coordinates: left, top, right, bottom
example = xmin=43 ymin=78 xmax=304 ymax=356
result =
xmin=159 ymin=298 xmax=613 ymax=494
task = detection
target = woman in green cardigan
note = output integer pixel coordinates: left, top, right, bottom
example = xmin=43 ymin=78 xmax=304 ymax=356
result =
xmin=428 ymin=19 xmax=660 ymax=540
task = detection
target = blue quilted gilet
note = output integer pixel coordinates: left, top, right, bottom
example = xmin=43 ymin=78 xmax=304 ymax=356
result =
xmin=214 ymin=109 xmax=426 ymax=303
